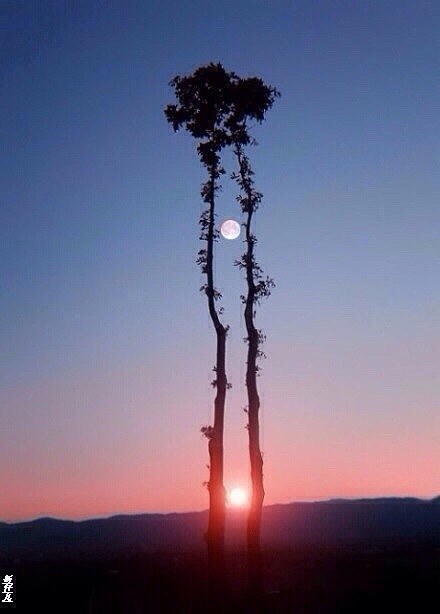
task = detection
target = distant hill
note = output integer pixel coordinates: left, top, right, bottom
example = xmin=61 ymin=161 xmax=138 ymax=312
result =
xmin=325 ymin=497 xmax=429 ymax=505
xmin=1 ymin=497 xmax=438 ymax=560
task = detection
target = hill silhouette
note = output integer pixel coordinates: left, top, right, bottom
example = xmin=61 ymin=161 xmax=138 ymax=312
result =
xmin=1 ymin=497 xmax=438 ymax=560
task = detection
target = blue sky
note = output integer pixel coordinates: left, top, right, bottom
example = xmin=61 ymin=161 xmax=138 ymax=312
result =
xmin=1 ymin=1 xmax=439 ymax=520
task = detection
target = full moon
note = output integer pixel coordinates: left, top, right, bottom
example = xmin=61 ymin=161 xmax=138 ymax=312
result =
xmin=220 ymin=219 xmax=241 ymax=240
xmin=227 ymin=487 xmax=248 ymax=507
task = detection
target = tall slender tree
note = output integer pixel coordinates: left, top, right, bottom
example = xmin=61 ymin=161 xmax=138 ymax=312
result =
xmin=164 ymin=63 xmax=235 ymax=596
xmin=228 ymin=77 xmax=280 ymax=599
xmin=165 ymin=63 xmax=279 ymax=602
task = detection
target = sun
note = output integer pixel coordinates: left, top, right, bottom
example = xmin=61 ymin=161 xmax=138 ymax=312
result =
xmin=227 ymin=487 xmax=248 ymax=507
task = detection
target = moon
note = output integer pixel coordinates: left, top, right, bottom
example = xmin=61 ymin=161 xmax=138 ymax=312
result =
xmin=227 ymin=487 xmax=248 ymax=507
xmin=220 ymin=219 xmax=241 ymax=240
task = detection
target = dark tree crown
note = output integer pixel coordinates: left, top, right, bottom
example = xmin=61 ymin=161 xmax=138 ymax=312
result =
xmin=164 ymin=62 xmax=280 ymax=164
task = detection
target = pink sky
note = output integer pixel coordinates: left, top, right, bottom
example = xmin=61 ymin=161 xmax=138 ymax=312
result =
xmin=2 ymin=345 xmax=438 ymax=522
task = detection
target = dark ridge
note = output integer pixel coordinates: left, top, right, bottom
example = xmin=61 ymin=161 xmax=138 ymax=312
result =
xmin=324 ymin=497 xmax=429 ymax=505
xmin=1 ymin=498 xmax=438 ymax=561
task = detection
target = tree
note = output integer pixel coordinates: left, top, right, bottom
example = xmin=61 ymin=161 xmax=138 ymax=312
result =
xmin=164 ymin=63 xmax=235 ymax=596
xmin=228 ymin=77 xmax=280 ymax=600
xmin=165 ymin=63 xmax=280 ymax=602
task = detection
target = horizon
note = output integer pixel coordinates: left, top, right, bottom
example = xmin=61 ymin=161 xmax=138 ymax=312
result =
xmin=4 ymin=492 xmax=439 ymax=525
xmin=2 ymin=1 xmax=439 ymax=524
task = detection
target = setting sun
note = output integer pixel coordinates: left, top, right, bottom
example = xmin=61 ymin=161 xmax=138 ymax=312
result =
xmin=227 ymin=487 xmax=248 ymax=507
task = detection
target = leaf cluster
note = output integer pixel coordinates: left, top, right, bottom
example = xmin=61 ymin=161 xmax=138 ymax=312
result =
xmin=164 ymin=62 xmax=280 ymax=169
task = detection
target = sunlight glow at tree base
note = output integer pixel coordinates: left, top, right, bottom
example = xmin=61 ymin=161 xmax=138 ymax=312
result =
xmin=227 ymin=487 xmax=249 ymax=507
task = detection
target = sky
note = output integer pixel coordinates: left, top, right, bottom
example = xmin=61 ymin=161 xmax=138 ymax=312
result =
xmin=1 ymin=0 xmax=439 ymax=522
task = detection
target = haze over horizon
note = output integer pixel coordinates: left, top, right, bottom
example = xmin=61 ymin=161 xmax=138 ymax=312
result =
xmin=2 ymin=1 xmax=439 ymax=522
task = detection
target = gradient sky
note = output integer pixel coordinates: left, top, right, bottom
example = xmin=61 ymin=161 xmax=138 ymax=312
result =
xmin=1 ymin=0 xmax=439 ymax=522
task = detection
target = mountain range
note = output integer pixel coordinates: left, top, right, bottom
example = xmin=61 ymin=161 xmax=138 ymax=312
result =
xmin=1 ymin=497 xmax=438 ymax=560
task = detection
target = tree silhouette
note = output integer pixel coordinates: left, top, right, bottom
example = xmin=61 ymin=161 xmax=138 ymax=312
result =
xmin=165 ymin=63 xmax=279 ymax=602
xmin=164 ymin=63 xmax=235 ymax=596
xmin=228 ymin=77 xmax=280 ymax=599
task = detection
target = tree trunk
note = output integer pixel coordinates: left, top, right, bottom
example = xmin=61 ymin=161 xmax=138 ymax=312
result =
xmin=234 ymin=144 xmax=267 ymax=601
xmin=204 ymin=164 xmax=228 ymax=598
xmin=206 ymin=325 xmax=227 ymax=595
xmin=245 ymin=293 xmax=265 ymax=602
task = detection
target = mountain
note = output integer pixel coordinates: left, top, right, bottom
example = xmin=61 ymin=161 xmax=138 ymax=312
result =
xmin=325 ymin=497 xmax=429 ymax=505
xmin=1 ymin=497 xmax=438 ymax=560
